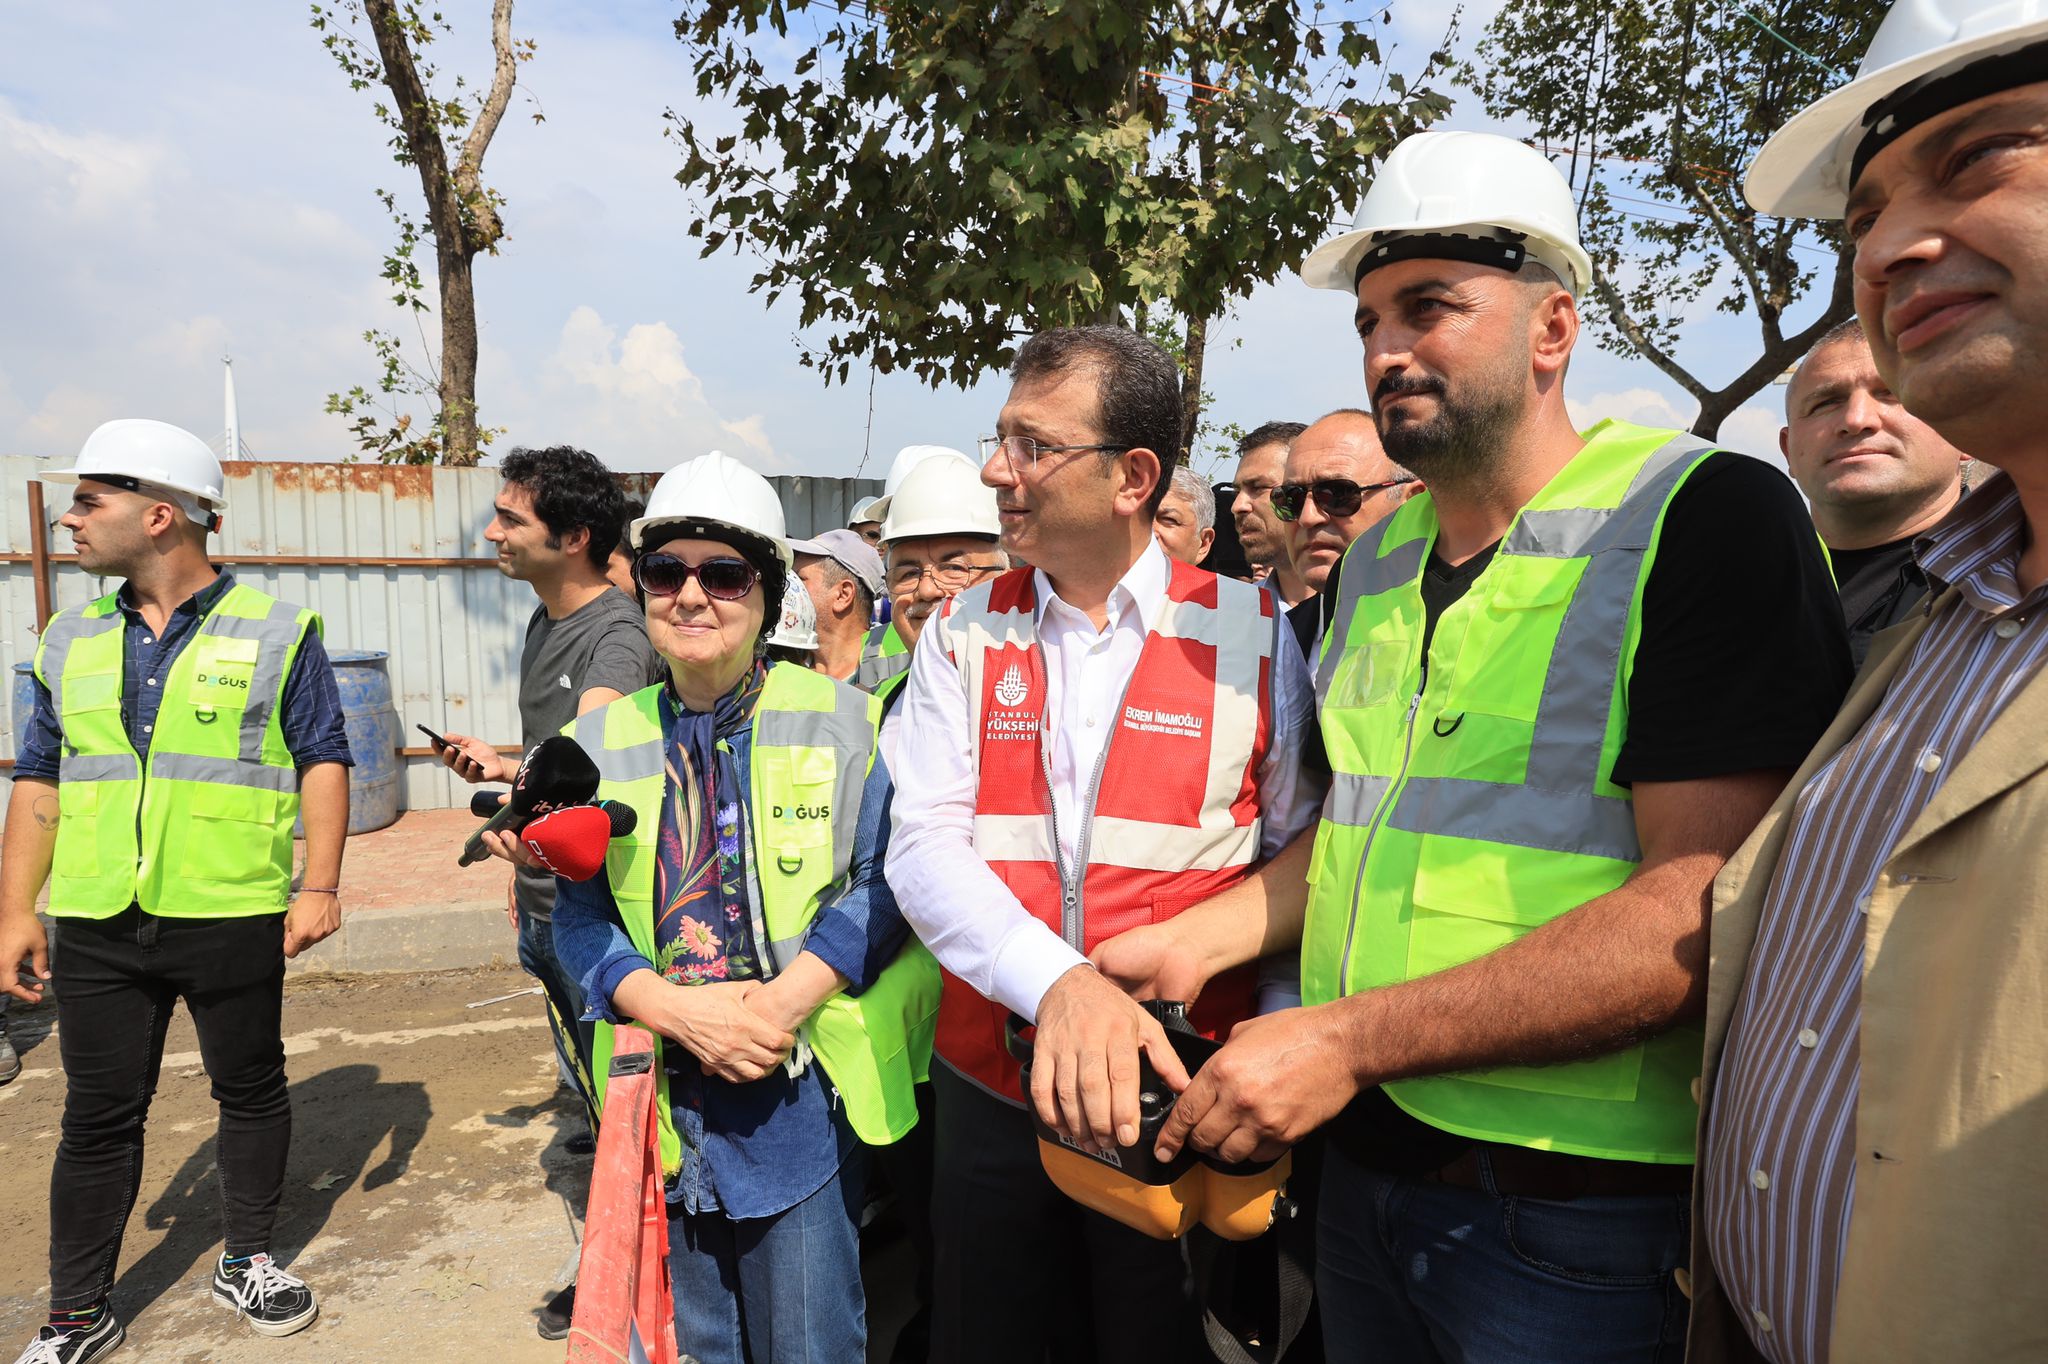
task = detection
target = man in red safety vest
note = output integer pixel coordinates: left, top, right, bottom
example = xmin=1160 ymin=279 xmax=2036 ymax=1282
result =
xmin=887 ymin=325 xmax=1323 ymax=1361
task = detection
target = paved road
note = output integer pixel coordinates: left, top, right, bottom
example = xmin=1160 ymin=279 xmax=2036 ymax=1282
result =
xmin=0 ymin=966 xmax=917 ymax=1363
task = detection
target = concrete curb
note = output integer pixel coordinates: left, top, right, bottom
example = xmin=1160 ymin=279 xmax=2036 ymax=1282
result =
xmin=287 ymin=898 xmax=520 ymax=976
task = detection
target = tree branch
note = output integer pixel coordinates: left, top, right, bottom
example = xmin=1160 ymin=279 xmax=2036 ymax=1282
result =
xmin=1591 ymin=270 xmax=1709 ymax=405
xmin=361 ymin=0 xmax=463 ymax=255
xmin=456 ymin=0 xmax=517 ymax=251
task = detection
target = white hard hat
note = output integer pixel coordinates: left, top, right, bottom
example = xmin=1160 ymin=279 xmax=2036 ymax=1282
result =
xmin=1300 ymin=130 xmax=1594 ymax=298
xmin=1746 ymin=1 xmax=2048 ymax=218
xmin=767 ymin=571 xmax=819 ymax=651
xmin=881 ymin=452 xmax=1001 ymax=543
xmin=865 ymin=444 xmax=976 ymax=526
xmin=849 ymin=495 xmax=885 ymax=526
xmin=631 ymin=450 xmax=792 ymax=567
xmin=40 ymin=419 xmax=228 ymax=523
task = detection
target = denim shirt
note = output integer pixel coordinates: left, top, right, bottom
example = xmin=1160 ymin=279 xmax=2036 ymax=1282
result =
xmin=551 ymin=711 xmax=909 ymax=1220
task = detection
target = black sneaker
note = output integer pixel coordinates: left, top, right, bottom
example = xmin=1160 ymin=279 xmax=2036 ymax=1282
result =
xmin=537 ymin=1283 xmax=575 ymax=1340
xmin=211 ymin=1254 xmax=317 ymax=1337
xmin=12 ymin=1312 xmax=125 ymax=1364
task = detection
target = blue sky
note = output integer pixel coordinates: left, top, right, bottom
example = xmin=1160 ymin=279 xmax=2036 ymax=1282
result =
xmin=0 ymin=1 xmax=1834 ymax=478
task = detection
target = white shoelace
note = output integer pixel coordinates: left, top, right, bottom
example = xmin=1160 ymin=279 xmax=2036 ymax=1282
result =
xmin=222 ymin=1255 xmax=306 ymax=1316
xmin=16 ymin=1337 xmax=67 ymax=1364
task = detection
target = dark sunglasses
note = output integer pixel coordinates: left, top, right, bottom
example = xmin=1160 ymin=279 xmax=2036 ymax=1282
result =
xmin=1271 ymin=477 xmax=1417 ymax=522
xmin=633 ymin=553 xmax=760 ymax=601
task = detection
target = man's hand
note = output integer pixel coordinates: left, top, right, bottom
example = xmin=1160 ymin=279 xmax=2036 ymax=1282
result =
xmin=284 ymin=890 xmax=342 ymax=960
xmin=1090 ymin=922 xmax=1211 ymax=1005
xmin=439 ymin=733 xmax=507 ymax=784
xmin=642 ymin=978 xmax=796 ymax=1084
xmin=0 ymin=913 xmax=50 ymax=1005
xmin=505 ymin=874 xmax=519 ymax=930
xmin=1154 ymin=1005 xmax=1361 ymax=1166
xmin=1030 ymin=964 xmax=1193 ymax=1154
xmin=477 ymin=818 xmax=541 ymax=870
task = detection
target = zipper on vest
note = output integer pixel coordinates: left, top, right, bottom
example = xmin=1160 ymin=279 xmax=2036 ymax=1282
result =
xmin=1337 ymin=667 xmax=1425 ymax=998
xmin=1037 ymin=676 xmax=1130 ymax=952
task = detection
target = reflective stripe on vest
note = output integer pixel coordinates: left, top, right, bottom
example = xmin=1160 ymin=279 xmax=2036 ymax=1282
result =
xmin=34 ymin=585 xmax=315 ymax=919
xmin=1305 ymin=421 xmax=1713 ymax=1163
xmin=853 ymin=623 xmax=912 ymax=692
xmin=932 ymin=560 xmax=1275 ymax=1101
xmin=576 ymin=666 xmax=939 ymax=1173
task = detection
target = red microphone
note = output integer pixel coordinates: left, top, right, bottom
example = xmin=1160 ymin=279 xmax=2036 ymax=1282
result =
xmin=520 ymin=800 xmax=639 ymax=881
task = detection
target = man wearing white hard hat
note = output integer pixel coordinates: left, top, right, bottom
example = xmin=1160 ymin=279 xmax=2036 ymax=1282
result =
xmin=508 ymin=450 xmax=937 ymax=1363
xmin=871 ymin=451 xmax=1007 ymax=723
xmin=853 ymin=445 xmax=980 ymax=691
xmin=888 ymin=326 xmax=1323 ymax=1360
xmin=848 ymin=495 xmax=886 ymax=547
xmin=1093 ymin=130 xmax=1852 ymax=1362
xmin=3 ymin=420 xmax=353 ymax=1362
xmin=1686 ymin=7 xmax=2048 ymax=1362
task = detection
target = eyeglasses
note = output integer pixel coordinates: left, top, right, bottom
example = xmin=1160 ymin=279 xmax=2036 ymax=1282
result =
xmin=633 ymin=553 xmax=760 ymax=601
xmin=889 ymin=561 xmax=1004 ymax=593
xmin=1271 ymin=477 xmax=1418 ymax=522
xmin=977 ymin=435 xmax=1133 ymax=470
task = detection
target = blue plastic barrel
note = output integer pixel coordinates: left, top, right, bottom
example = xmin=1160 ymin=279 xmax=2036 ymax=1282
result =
xmin=327 ymin=650 xmax=402 ymax=834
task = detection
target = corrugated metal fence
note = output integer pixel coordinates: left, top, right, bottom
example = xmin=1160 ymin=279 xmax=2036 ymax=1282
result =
xmin=1 ymin=457 xmax=881 ymax=808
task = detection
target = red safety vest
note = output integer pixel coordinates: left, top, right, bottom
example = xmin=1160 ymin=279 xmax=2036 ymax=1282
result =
xmin=934 ymin=559 xmax=1278 ymax=1101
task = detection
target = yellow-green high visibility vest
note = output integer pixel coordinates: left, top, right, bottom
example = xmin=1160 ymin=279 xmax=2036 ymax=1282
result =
xmin=852 ymin=622 xmax=910 ymax=692
xmin=1304 ymin=421 xmax=1715 ymax=1165
xmin=574 ymin=663 xmax=940 ymax=1177
xmin=33 ymin=582 xmax=319 ymax=919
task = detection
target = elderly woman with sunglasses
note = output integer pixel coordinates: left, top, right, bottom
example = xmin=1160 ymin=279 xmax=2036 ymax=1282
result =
xmin=483 ymin=452 xmax=938 ymax=1363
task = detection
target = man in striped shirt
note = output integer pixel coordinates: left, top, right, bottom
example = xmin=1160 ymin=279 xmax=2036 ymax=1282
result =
xmin=1694 ymin=6 xmax=2048 ymax=1361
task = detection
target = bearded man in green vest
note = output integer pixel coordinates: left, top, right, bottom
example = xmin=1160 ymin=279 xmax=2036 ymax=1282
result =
xmin=1 ymin=420 xmax=352 ymax=1364
xmin=1090 ymin=131 xmax=1855 ymax=1363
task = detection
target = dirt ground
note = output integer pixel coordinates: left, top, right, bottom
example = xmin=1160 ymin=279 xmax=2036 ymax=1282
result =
xmin=0 ymin=966 xmax=917 ymax=1363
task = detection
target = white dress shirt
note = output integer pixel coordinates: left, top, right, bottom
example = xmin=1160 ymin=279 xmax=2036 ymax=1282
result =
xmin=886 ymin=540 xmax=1324 ymax=1021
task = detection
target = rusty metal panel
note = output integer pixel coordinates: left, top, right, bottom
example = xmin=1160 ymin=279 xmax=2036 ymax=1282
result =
xmin=3 ymin=459 xmax=891 ymax=808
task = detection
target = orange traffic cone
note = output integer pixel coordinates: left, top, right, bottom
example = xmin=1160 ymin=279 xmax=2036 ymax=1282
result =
xmin=567 ymin=1026 xmax=679 ymax=1364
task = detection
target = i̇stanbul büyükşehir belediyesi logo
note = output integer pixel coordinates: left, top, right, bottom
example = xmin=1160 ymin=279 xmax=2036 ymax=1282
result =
xmin=995 ymin=663 xmax=1029 ymax=709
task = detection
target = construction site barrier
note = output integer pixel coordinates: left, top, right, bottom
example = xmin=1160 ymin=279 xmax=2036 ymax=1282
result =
xmin=567 ymin=1026 xmax=680 ymax=1364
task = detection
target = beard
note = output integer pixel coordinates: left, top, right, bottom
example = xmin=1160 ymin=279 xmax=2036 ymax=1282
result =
xmin=1374 ymin=366 xmax=1523 ymax=490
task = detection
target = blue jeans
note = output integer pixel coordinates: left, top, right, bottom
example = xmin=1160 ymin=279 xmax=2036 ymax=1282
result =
xmin=1316 ymin=1143 xmax=1689 ymax=1364
xmin=520 ymin=908 xmax=596 ymax=1129
xmin=667 ymin=1150 xmax=866 ymax=1364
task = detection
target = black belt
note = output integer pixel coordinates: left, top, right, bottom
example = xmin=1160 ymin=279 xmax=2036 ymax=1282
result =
xmin=1426 ymin=1143 xmax=1693 ymax=1201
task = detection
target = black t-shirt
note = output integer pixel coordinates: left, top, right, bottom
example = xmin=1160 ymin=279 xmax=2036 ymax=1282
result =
xmin=1829 ymin=537 xmax=1930 ymax=669
xmin=1287 ymin=592 xmax=1327 ymax=664
xmin=1325 ymin=451 xmax=1854 ymax=1172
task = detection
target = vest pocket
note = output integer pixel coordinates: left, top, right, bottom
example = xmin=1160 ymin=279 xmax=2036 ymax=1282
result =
xmin=1438 ymin=569 xmax=1578 ymax=723
xmin=178 ymin=781 xmax=281 ymax=884
xmin=1406 ymin=853 xmax=1643 ymax=1102
xmin=1323 ymin=640 xmax=1412 ymax=713
xmin=53 ymin=781 xmax=103 ymax=881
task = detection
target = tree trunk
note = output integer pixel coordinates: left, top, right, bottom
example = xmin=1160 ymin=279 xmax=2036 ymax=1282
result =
xmin=1179 ymin=313 xmax=1208 ymax=465
xmin=438 ymin=246 xmax=481 ymax=465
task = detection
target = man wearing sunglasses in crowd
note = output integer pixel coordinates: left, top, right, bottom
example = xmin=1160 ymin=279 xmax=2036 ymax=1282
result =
xmin=888 ymin=325 xmax=1322 ymax=1361
xmin=435 ymin=445 xmax=662 ymax=1341
xmin=1230 ymin=421 xmax=1313 ymax=606
xmin=1272 ymin=408 xmax=1421 ymax=660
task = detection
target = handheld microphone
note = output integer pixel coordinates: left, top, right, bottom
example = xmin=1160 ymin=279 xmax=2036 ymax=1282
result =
xmin=458 ymin=736 xmax=601 ymax=867
xmin=520 ymin=799 xmax=640 ymax=881
xmin=470 ymin=789 xmax=509 ymax=818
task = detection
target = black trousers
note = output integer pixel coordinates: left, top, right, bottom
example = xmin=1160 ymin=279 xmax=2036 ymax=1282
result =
xmin=48 ymin=908 xmax=291 ymax=1308
xmin=929 ymin=1061 xmax=1201 ymax=1364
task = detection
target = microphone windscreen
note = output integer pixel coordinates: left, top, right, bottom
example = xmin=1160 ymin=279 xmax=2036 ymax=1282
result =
xmin=520 ymin=804 xmax=614 ymax=882
xmin=508 ymin=736 xmax=601 ymax=817
xmin=598 ymin=798 xmax=639 ymax=838
xmin=458 ymin=737 xmax=601 ymax=867
xmin=470 ymin=789 xmax=509 ymax=819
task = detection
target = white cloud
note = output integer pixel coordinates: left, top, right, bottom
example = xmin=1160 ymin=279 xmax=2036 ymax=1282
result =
xmin=1567 ymin=386 xmax=1691 ymax=433
xmin=531 ymin=306 xmax=780 ymax=471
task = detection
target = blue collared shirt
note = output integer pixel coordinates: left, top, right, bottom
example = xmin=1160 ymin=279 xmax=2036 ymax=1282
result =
xmin=16 ymin=571 xmax=354 ymax=779
xmin=550 ymin=710 xmax=909 ymax=1220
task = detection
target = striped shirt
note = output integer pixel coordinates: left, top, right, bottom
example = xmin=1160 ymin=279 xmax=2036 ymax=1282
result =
xmin=1702 ymin=473 xmax=2048 ymax=1364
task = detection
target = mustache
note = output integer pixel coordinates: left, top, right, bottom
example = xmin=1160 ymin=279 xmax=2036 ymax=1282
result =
xmin=1373 ymin=374 xmax=1447 ymax=408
